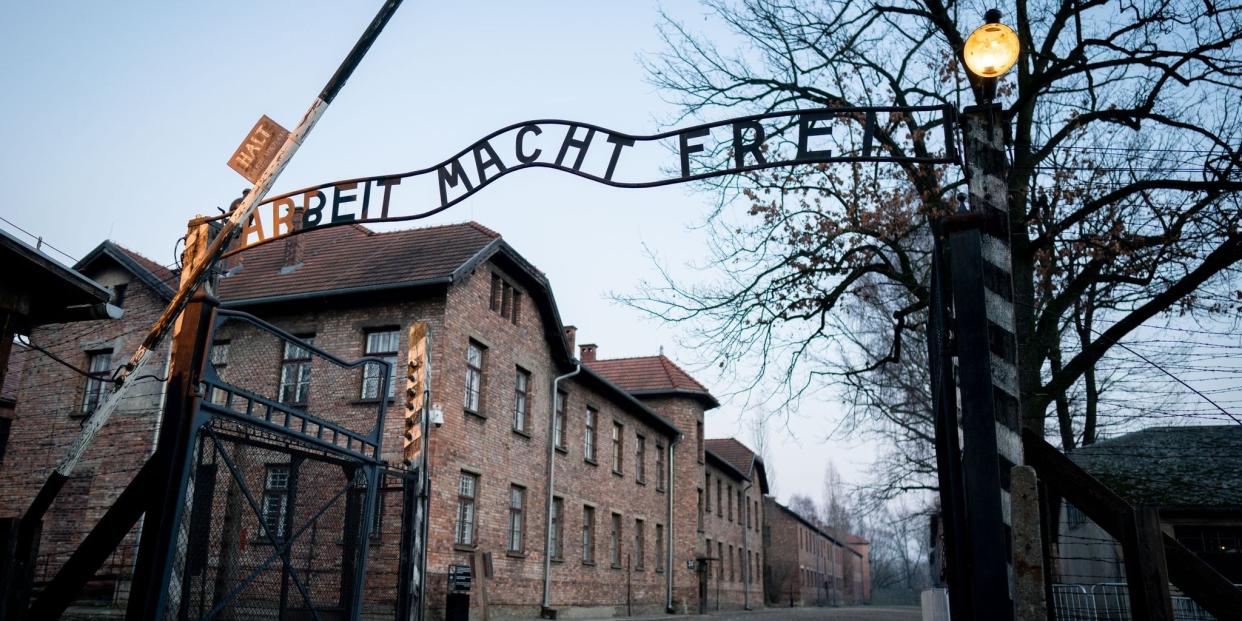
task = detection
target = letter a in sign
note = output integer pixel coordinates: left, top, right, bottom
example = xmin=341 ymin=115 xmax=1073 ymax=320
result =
xmin=228 ymin=115 xmax=291 ymax=184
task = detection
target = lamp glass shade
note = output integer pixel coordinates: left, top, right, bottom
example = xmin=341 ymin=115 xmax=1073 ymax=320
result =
xmin=963 ymin=22 xmax=1020 ymax=78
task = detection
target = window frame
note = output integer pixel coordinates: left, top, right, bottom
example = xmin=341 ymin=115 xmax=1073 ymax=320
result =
xmin=611 ymin=421 xmax=624 ymax=475
xmin=507 ymin=484 xmax=526 ymax=555
xmin=80 ymin=349 xmax=113 ymax=415
xmin=454 ymin=471 xmax=479 ymax=547
xmin=464 ymin=340 xmax=486 ymax=415
xmin=554 ymin=390 xmax=568 ymax=451
xmin=550 ymin=496 xmax=564 ymax=561
xmin=610 ymin=512 xmax=623 ymax=568
xmin=655 ymin=523 xmax=665 ymax=573
xmin=582 ymin=505 xmax=596 ymax=564
xmin=654 ymin=441 xmax=665 ymax=492
xmin=635 ymin=433 xmax=646 ymax=484
xmin=278 ymin=335 xmax=315 ymax=406
xmin=513 ymin=366 xmax=531 ymax=434
xmin=583 ymin=406 xmax=598 ymax=463
xmin=634 ymin=518 xmax=645 ymax=570
xmin=261 ymin=464 xmax=291 ymax=543
xmin=361 ymin=328 xmax=400 ymax=400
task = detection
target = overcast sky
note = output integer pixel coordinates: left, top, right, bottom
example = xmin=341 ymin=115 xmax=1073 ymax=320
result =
xmin=1 ymin=1 xmax=885 ymax=505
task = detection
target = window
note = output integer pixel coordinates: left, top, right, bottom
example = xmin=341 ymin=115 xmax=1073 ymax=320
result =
xmin=610 ymin=513 xmax=622 ymax=567
xmin=635 ymin=519 xmax=645 ymax=570
xmin=551 ymin=496 xmax=564 ymax=560
xmin=554 ymin=391 xmax=567 ymax=450
xmin=584 ymin=407 xmax=597 ymax=462
xmin=455 ymin=472 xmax=478 ymax=546
xmin=464 ymin=341 xmax=485 ymax=414
xmin=208 ymin=341 xmax=230 ymax=404
xmin=81 ymin=350 xmax=113 ymax=414
xmin=716 ymin=479 xmax=723 ymax=516
xmin=655 ymin=524 xmax=665 ymax=572
xmin=738 ymin=490 xmax=745 ymax=525
xmin=728 ymin=485 xmax=733 ymax=522
xmin=110 ymin=283 xmax=128 ymax=308
xmin=755 ymin=500 xmax=760 ymax=531
xmin=362 ymin=329 xmax=399 ymax=400
xmin=489 ymin=273 xmax=521 ymax=325
xmin=507 ymin=485 xmax=526 ymax=553
xmin=728 ymin=545 xmax=734 ymax=582
xmin=279 ymin=337 xmax=314 ymax=405
xmin=705 ymin=474 xmax=712 ymax=513
xmin=635 ymin=434 xmax=646 ymax=484
xmin=697 ymin=489 xmax=704 ymax=531
xmin=611 ymin=422 xmax=624 ymax=473
xmin=717 ymin=541 xmax=723 ymax=579
xmin=746 ymin=498 xmax=751 ymax=528
xmin=696 ymin=421 xmax=703 ymax=462
xmin=655 ymin=442 xmax=665 ymax=491
xmin=261 ymin=465 xmax=290 ymax=542
xmin=582 ymin=506 xmax=596 ymax=563
xmin=705 ymin=538 xmax=713 ymax=578
xmin=513 ymin=367 xmax=531 ymax=433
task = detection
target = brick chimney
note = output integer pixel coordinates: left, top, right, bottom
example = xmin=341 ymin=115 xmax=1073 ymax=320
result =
xmin=563 ymin=325 xmax=577 ymax=354
xmin=279 ymin=206 xmax=305 ymax=274
xmin=579 ymin=343 xmax=597 ymax=363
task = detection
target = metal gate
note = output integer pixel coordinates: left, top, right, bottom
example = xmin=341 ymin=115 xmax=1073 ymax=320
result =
xmin=156 ymin=309 xmax=415 ymax=620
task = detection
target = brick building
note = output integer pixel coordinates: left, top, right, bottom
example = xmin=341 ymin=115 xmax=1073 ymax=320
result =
xmin=0 ymin=240 xmax=174 ymax=595
xmin=762 ymin=497 xmax=869 ymax=607
xmin=701 ymin=438 xmax=768 ymax=611
xmin=1 ymin=221 xmax=780 ymax=619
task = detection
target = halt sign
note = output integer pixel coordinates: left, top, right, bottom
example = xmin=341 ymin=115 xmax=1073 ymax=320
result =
xmin=228 ymin=115 xmax=291 ymax=184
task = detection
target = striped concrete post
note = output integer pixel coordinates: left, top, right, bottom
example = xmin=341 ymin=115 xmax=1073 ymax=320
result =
xmin=947 ymin=103 xmax=1028 ymax=619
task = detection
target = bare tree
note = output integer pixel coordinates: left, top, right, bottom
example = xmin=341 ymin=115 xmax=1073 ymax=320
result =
xmin=787 ymin=493 xmax=820 ymax=524
xmin=749 ymin=411 xmax=778 ymax=495
xmin=820 ymin=460 xmax=853 ymax=534
xmin=629 ymin=0 xmax=1242 ymax=450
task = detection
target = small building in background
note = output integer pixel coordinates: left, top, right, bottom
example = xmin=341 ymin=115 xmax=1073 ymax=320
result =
xmin=762 ymin=497 xmax=870 ymax=607
xmin=1058 ymin=425 xmax=1242 ymax=585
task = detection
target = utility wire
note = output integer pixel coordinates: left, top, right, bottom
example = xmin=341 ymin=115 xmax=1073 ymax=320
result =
xmin=0 ymin=215 xmax=79 ymax=263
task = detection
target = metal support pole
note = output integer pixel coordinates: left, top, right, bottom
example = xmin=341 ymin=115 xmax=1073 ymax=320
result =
xmin=946 ymin=103 xmax=1029 ymax=620
xmin=928 ymin=222 xmax=972 ymax=619
xmin=126 ymin=220 xmax=218 ymax=620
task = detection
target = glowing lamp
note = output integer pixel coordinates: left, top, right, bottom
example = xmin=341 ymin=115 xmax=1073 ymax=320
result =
xmin=963 ymin=16 xmax=1020 ymax=78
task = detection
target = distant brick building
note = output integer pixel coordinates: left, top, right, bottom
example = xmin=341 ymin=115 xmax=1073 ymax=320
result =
xmin=762 ymin=497 xmax=870 ymax=607
xmin=1 ymin=221 xmax=782 ymax=619
xmin=702 ymin=438 xmax=768 ymax=611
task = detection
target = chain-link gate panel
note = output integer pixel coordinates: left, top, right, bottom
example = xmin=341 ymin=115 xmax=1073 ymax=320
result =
xmin=162 ymin=310 xmax=392 ymax=621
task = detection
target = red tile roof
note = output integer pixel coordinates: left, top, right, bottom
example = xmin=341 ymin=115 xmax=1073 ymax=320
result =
xmin=587 ymin=355 xmax=717 ymax=407
xmin=114 ymin=245 xmax=177 ymax=289
xmin=705 ymin=438 xmax=756 ymax=474
xmin=216 ymin=222 xmax=500 ymax=302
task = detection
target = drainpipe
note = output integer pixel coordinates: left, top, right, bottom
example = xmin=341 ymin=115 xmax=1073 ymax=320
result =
xmin=541 ymin=363 xmax=581 ymax=612
xmin=741 ymin=480 xmax=753 ymax=610
xmin=665 ymin=434 xmax=682 ymax=613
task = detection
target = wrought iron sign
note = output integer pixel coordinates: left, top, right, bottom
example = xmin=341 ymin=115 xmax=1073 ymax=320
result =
xmin=227 ymin=106 xmax=955 ymax=253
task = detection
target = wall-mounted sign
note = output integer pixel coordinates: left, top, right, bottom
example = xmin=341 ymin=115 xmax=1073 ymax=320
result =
xmin=228 ymin=115 xmax=291 ymax=184
xmin=224 ymin=106 xmax=955 ymax=253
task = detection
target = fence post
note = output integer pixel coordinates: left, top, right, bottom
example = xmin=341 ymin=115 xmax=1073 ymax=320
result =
xmin=1121 ymin=506 xmax=1173 ymax=620
xmin=125 ymin=218 xmax=217 ymax=620
xmin=1010 ymin=465 xmax=1048 ymax=620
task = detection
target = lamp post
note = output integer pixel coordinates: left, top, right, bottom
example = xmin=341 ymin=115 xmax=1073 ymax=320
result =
xmin=962 ymin=8 xmax=1021 ymax=102
xmin=931 ymin=8 xmax=1044 ymax=621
